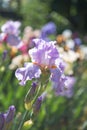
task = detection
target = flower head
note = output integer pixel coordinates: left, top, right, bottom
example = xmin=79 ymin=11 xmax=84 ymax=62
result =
xmin=74 ymin=38 xmax=82 ymax=46
xmin=15 ymin=39 xmax=65 ymax=86
xmin=0 ymin=20 xmax=22 ymax=48
xmin=29 ymin=39 xmax=59 ymax=69
xmin=40 ymin=22 xmax=56 ymax=41
xmin=1 ymin=20 xmax=21 ymax=36
xmin=52 ymin=75 xmax=76 ymax=98
xmin=15 ymin=38 xmax=71 ymax=98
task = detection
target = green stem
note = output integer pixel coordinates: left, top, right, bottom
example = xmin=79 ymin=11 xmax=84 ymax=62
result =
xmin=18 ymin=110 xmax=28 ymax=130
xmin=32 ymin=83 xmax=42 ymax=104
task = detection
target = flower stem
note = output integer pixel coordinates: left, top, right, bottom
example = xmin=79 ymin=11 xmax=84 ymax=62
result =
xmin=18 ymin=110 xmax=28 ymax=130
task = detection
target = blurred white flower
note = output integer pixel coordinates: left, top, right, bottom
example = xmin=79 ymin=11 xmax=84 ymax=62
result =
xmin=80 ymin=45 xmax=87 ymax=60
xmin=65 ymin=39 xmax=75 ymax=50
xmin=62 ymin=50 xmax=79 ymax=63
xmin=9 ymin=54 xmax=29 ymax=70
xmin=62 ymin=29 xmax=72 ymax=40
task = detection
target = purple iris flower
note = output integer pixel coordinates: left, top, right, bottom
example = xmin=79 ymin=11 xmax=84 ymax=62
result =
xmin=15 ymin=38 xmax=69 ymax=97
xmin=15 ymin=62 xmax=41 ymax=86
xmin=1 ymin=20 xmax=22 ymax=47
xmin=15 ymin=39 xmax=64 ymax=86
xmin=40 ymin=22 xmax=56 ymax=41
xmin=52 ymin=75 xmax=76 ymax=98
xmin=29 ymin=39 xmax=59 ymax=68
xmin=41 ymin=22 xmax=56 ymax=35
xmin=1 ymin=20 xmax=21 ymax=36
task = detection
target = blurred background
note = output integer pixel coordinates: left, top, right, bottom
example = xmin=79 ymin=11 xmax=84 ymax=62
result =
xmin=1 ymin=0 xmax=87 ymax=33
xmin=0 ymin=0 xmax=87 ymax=130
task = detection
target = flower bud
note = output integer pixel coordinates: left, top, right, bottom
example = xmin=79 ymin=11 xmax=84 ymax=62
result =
xmin=25 ymin=82 xmax=38 ymax=110
xmin=0 ymin=113 xmax=5 ymax=130
xmin=33 ymin=96 xmax=42 ymax=115
xmin=2 ymin=50 xmax=8 ymax=61
xmin=5 ymin=105 xmax=15 ymax=123
xmin=0 ymin=105 xmax=16 ymax=130
xmin=23 ymin=119 xmax=33 ymax=128
xmin=33 ymin=92 xmax=47 ymax=115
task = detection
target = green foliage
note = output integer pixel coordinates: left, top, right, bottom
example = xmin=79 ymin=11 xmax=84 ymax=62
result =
xmin=0 ymin=16 xmax=8 ymax=28
xmin=50 ymin=11 xmax=71 ymax=33
xmin=20 ymin=0 xmax=50 ymax=29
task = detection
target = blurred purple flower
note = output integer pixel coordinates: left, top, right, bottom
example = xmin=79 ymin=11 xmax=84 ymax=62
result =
xmin=1 ymin=20 xmax=21 ymax=36
xmin=0 ymin=20 xmax=22 ymax=48
xmin=52 ymin=75 xmax=76 ymax=98
xmin=74 ymin=38 xmax=82 ymax=46
xmin=40 ymin=22 xmax=56 ymax=41
xmin=62 ymin=76 xmax=76 ymax=98
xmin=52 ymin=75 xmax=68 ymax=96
